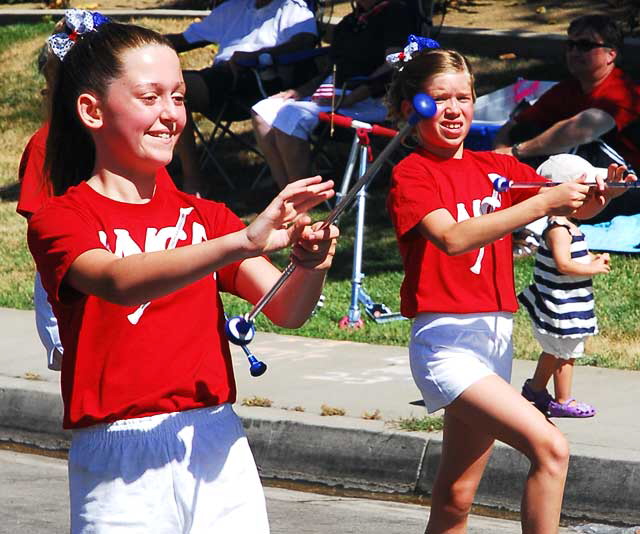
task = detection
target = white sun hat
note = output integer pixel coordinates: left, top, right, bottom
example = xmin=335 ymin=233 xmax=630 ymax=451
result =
xmin=536 ymin=153 xmax=608 ymax=184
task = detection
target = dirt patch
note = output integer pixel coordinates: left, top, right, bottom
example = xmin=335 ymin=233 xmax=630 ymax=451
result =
xmin=3 ymin=0 xmax=638 ymax=37
xmin=433 ymin=0 xmax=639 ymax=37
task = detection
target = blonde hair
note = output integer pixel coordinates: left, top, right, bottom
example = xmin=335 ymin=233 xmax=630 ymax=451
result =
xmin=386 ymin=48 xmax=476 ymax=125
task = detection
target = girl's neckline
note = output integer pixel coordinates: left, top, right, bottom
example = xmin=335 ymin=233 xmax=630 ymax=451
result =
xmin=78 ymin=180 xmax=163 ymax=210
xmin=417 ymin=146 xmax=466 ymax=162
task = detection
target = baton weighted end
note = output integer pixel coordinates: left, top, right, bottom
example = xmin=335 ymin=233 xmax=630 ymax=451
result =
xmin=225 ymin=315 xmax=255 ymax=346
xmin=493 ymin=176 xmax=511 ymax=192
xmin=249 ymin=356 xmax=268 ymax=377
xmin=410 ymin=93 xmax=437 ymax=124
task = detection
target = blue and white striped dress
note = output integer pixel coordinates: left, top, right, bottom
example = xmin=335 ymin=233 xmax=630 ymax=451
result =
xmin=518 ymin=220 xmax=597 ymax=339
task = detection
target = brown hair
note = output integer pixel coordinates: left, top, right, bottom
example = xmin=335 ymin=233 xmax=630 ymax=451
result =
xmin=386 ymin=48 xmax=476 ymax=125
xmin=46 ymin=22 xmax=172 ymax=195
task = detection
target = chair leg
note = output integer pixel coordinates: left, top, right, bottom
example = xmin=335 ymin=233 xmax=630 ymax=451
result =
xmin=192 ymin=119 xmax=237 ymax=191
xmin=194 ymin=93 xmax=274 ymax=194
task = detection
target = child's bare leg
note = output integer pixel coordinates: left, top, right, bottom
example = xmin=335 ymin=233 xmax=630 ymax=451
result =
xmin=444 ymin=375 xmax=569 ymax=534
xmin=530 ymin=352 xmax=558 ymax=391
xmin=424 ymin=410 xmax=495 ymax=533
xmin=274 ymin=129 xmax=311 ymax=185
xmin=553 ymin=359 xmax=575 ymax=404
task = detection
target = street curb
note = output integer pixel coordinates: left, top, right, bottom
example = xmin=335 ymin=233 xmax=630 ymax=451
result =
xmin=243 ymin=416 xmax=426 ymax=493
xmin=1 ymin=377 xmax=638 ymax=525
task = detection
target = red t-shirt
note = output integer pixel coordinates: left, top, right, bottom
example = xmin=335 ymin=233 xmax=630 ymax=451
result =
xmin=17 ymin=123 xmax=177 ymax=219
xmin=515 ymin=67 xmax=640 ymax=169
xmin=387 ymin=149 xmax=544 ymax=318
xmin=17 ymin=124 xmax=51 ymax=219
xmin=28 ymin=182 xmax=245 ymax=428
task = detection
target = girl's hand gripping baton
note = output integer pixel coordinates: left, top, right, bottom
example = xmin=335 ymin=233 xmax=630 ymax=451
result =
xmin=225 ymin=94 xmax=437 ymax=359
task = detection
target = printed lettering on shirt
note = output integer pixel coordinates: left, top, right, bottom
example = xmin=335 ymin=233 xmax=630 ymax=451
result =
xmin=191 ymin=221 xmax=208 ymax=245
xmin=456 ymin=179 xmax=502 ymax=275
xmin=101 ymin=221 xmax=208 ymax=257
xmin=97 ymin=230 xmax=112 ymax=252
xmin=113 ymin=229 xmax=143 ymax=257
xmin=94 ymin=207 xmax=216 ymax=325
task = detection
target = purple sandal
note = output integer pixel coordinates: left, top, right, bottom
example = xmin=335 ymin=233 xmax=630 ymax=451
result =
xmin=547 ymin=398 xmax=596 ymax=418
xmin=522 ymin=379 xmax=553 ymax=414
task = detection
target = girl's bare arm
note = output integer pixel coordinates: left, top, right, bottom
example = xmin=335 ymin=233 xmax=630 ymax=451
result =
xmin=418 ymin=180 xmax=590 ymax=255
xmin=66 ymin=178 xmax=335 ymax=306
xmin=547 ymin=227 xmax=610 ymax=276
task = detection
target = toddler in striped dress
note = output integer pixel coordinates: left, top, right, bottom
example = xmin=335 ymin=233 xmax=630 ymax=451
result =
xmin=519 ymin=155 xmax=612 ymax=418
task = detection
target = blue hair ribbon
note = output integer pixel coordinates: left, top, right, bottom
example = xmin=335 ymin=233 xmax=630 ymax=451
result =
xmin=386 ymin=34 xmax=440 ymax=69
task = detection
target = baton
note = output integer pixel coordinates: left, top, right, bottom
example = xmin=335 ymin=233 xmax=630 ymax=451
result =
xmin=493 ymin=174 xmax=638 ymax=192
xmin=225 ymin=93 xmax=437 ymax=352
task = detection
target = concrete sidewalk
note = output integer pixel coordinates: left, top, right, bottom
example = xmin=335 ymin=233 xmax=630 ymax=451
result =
xmin=0 ymin=307 xmax=638 ymax=525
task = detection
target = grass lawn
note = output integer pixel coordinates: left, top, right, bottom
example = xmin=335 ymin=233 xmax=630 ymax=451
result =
xmin=1 ymin=19 xmax=638 ymax=370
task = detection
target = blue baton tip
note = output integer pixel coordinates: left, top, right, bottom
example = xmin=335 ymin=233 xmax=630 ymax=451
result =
xmin=410 ymin=93 xmax=437 ymax=124
xmin=225 ymin=315 xmax=255 ymax=346
xmin=249 ymin=358 xmax=267 ymax=377
xmin=493 ymin=176 xmax=510 ymax=192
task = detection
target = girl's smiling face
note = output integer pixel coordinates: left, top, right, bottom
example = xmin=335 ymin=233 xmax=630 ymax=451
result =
xmin=93 ymin=44 xmax=186 ymax=174
xmin=416 ymin=71 xmax=474 ymax=159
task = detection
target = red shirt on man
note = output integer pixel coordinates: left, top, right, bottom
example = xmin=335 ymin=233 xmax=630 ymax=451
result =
xmin=515 ymin=67 xmax=640 ymax=169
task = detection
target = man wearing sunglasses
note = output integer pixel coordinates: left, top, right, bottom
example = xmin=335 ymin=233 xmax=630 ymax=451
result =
xmin=494 ymin=14 xmax=639 ymax=222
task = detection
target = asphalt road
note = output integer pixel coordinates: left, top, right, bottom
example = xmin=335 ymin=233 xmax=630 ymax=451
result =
xmin=0 ymin=448 xmax=579 ymax=533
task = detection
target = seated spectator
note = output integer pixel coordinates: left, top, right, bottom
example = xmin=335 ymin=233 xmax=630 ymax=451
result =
xmin=251 ymin=0 xmax=411 ymax=189
xmin=493 ymin=14 xmax=640 ymax=222
xmin=166 ymin=0 xmax=318 ymax=196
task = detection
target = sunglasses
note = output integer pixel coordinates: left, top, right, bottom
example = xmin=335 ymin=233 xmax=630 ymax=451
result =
xmin=566 ymin=39 xmax=611 ymax=52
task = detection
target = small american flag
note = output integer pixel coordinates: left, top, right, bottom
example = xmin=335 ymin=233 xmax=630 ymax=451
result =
xmin=311 ymin=83 xmax=336 ymax=103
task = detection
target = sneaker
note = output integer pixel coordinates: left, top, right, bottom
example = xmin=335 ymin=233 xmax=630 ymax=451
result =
xmin=522 ymin=379 xmax=553 ymax=414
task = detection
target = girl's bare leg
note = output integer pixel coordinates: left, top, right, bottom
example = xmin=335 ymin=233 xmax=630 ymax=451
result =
xmin=428 ymin=375 xmax=569 ymax=534
xmin=424 ymin=410 xmax=495 ymax=533
xmin=553 ymin=359 xmax=576 ymax=404
xmin=530 ymin=352 xmax=558 ymax=391
xmin=251 ymin=112 xmax=290 ymax=190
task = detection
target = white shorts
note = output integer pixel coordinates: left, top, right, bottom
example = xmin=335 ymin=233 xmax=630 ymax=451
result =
xmin=252 ymin=94 xmax=387 ymax=140
xmin=34 ymin=271 xmax=63 ymax=370
xmin=533 ymin=328 xmax=586 ymax=360
xmin=69 ymin=404 xmax=268 ymax=534
xmin=410 ymin=312 xmax=514 ymax=413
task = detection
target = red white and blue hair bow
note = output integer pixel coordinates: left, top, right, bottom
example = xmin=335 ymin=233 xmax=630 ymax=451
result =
xmin=386 ymin=34 xmax=440 ymax=69
xmin=48 ymin=9 xmax=111 ymax=61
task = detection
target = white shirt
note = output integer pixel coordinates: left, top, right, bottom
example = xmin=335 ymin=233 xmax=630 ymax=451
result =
xmin=183 ymin=0 xmax=317 ymax=65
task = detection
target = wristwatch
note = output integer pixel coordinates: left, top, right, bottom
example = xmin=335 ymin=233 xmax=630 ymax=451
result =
xmin=511 ymin=142 xmax=523 ymax=160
